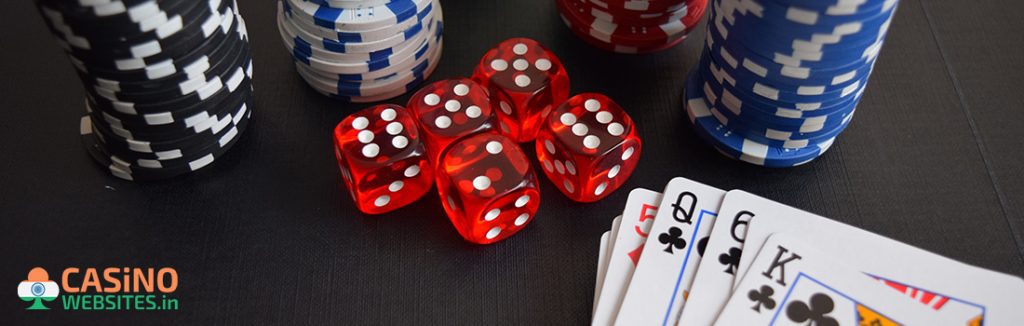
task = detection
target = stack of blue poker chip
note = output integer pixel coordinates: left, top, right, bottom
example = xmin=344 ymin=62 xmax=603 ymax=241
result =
xmin=35 ymin=0 xmax=256 ymax=181
xmin=277 ymin=0 xmax=444 ymax=103
xmin=684 ymin=0 xmax=898 ymax=167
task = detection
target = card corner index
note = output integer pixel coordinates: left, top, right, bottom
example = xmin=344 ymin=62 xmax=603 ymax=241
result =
xmin=627 ymin=187 xmax=659 ymax=198
xmin=723 ymin=189 xmax=756 ymax=200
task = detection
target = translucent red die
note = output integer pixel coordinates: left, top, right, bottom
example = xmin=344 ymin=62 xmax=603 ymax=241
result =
xmin=535 ymin=93 xmax=641 ymax=202
xmin=407 ymin=78 xmax=498 ymax=164
xmin=333 ymin=104 xmax=433 ymax=214
xmin=436 ymin=133 xmax=540 ymax=244
xmin=472 ymin=38 xmax=570 ymax=143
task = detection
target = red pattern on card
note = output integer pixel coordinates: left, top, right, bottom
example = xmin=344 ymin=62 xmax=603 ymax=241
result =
xmin=877 ymin=278 xmax=951 ymax=310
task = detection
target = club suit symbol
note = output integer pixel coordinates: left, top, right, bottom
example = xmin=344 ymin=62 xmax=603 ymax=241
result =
xmin=17 ymin=267 xmax=60 ymax=310
xmin=787 ymin=293 xmax=839 ymax=326
xmin=747 ymin=285 xmax=776 ymax=312
xmin=658 ymin=227 xmax=687 ymax=254
xmin=719 ymin=247 xmax=741 ymax=274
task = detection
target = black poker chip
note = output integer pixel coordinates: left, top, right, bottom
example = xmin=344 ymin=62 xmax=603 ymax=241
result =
xmin=36 ymin=0 xmax=200 ymax=41
xmin=81 ymin=21 xmax=248 ymax=100
xmin=61 ymin=0 xmax=239 ymax=78
xmin=85 ymin=33 xmax=252 ymax=117
xmin=73 ymin=17 xmax=247 ymax=94
xmin=87 ymin=79 xmax=253 ymax=150
xmin=38 ymin=0 xmax=255 ymax=181
xmin=49 ymin=0 xmax=231 ymax=63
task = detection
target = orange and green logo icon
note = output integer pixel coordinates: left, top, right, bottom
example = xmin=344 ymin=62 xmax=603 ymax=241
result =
xmin=17 ymin=267 xmax=60 ymax=310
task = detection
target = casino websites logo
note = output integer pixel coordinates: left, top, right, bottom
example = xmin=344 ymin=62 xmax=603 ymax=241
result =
xmin=17 ymin=266 xmax=180 ymax=311
xmin=18 ymin=267 xmax=60 ymax=310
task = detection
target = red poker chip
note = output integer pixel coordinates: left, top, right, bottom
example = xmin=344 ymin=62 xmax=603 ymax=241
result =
xmin=558 ymin=0 xmax=705 ymax=48
xmin=558 ymin=9 xmax=692 ymax=54
xmin=588 ymin=0 xmax=688 ymax=16
xmin=565 ymin=22 xmax=690 ymax=54
xmin=575 ymin=0 xmax=689 ymax=26
xmin=569 ymin=0 xmax=708 ymax=27
xmin=591 ymin=0 xmax=707 ymax=27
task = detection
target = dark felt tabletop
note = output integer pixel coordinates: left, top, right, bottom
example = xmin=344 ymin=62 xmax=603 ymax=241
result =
xmin=2 ymin=0 xmax=1023 ymax=324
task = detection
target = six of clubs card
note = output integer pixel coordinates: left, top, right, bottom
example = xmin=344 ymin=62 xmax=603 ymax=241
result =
xmin=591 ymin=178 xmax=1024 ymax=326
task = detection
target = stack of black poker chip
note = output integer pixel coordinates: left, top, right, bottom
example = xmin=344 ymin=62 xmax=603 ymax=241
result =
xmin=35 ymin=0 xmax=255 ymax=181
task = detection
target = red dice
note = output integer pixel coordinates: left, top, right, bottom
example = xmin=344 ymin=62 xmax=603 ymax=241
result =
xmin=472 ymin=38 xmax=570 ymax=143
xmin=535 ymin=93 xmax=641 ymax=202
xmin=333 ymin=104 xmax=433 ymax=214
xmin=435 ymin=133 xmax=540 ymax=244
xmin=407 ymin=78 xmax=498 ymax=164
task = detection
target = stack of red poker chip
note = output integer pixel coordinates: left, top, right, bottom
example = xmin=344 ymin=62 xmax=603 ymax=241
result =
xmin=556 ymin=0 xmax=707 ymax=54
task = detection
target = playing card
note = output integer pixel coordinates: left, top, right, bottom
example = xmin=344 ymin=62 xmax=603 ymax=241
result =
xmin=714 ymin=233 xmax=945 ymax=325
xmin=677 ymin=190 xmax=758 ymax=326
xmin=614 ymin=177 xmax=725 ymax=326
xmin=595 ymin=231 xmax=610 ymax=314
xmin=594 ymin=215 xmax=621 ymax=315
xmin=733 ymin=192 xmax=1024 ymax=325
xmin=592 ymin=188 xmax=662 ymax=326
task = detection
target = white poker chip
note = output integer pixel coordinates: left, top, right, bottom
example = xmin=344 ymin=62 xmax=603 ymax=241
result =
xmin=284 ymin=0 xmax=432 ymax=31
xmin=276 ymin=0 xmax=445 ymax=102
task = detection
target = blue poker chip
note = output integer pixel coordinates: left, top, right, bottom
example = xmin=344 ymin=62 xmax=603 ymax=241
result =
xmin=695 ymin=78 xmax=856 ymax=149
xmin=708 ymin=1 xmax=892 ymax=56
xmin=696 ymin=52 xmax=861 ymax=129
xmin=684 ymin=72 xmax=837 ymax=167
xmin=707 ymin=8 xmax=893 ymax=68
xmin=704 ymin=21 xmax=881 ymax=87
xmin=704 ymin=27 xmax=880 ymax=86
xmin=709 ymin=1 xmax=897 ymax=57
xmin=696 ymin=65 xmax=858 ymax=135
xmin=699 ymin=46 xmax=869 ymax=108
xmin=714 ymin=0 xmax=897 ymax=35
xmin=775 ymin=0 xmax=892 ymax=10
xmin=682 ymin=0 xmax=898 ymax=167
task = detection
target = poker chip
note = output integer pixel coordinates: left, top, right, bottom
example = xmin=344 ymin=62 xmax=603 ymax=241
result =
xmin=277 ymin=0 xmax=444 ymax=102
xmin=36 ymin=0 xmax=256 ymax=181
xmin=556 ymin=0 xmax=707 ymax=53
xmin=683 ymin=0 xmax=898 ymax=167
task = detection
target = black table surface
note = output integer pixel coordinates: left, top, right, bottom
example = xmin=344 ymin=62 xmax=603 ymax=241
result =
xmin=3 ymin=0 xmax=1023 ymax=324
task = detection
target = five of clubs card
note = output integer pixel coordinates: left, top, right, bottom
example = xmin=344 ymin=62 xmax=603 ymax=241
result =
xmin=591 ymin=177 xmax=1024 ymax=326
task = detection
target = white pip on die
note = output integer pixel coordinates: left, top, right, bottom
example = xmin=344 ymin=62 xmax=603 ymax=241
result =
xmin=535 ymin=93 xmax=642 ymax=203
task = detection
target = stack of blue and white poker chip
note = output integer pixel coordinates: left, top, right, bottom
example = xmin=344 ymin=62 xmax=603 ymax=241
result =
xmin=36 ymin=0 xmax=255 ymax=181
xmin=277 ymin=0 xmax=444 ymax=102
xmin=684 ymin=0 xmax=898 ymax=167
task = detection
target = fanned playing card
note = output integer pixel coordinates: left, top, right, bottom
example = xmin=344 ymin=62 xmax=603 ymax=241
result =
xmin=677 ymin=190 xmax=759 ymax=326
xmin=593 ymin=215 xmax=621 ymax=315
xmin=614 ymin=177 xmax=725 ymax=326
xmin=733 ymin=191 xmax=1024 ymax=325
xmin=714 ymin=233 xmax=945 ymax=325
xmin=591 ymin=188 xmax=662 ymax=326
